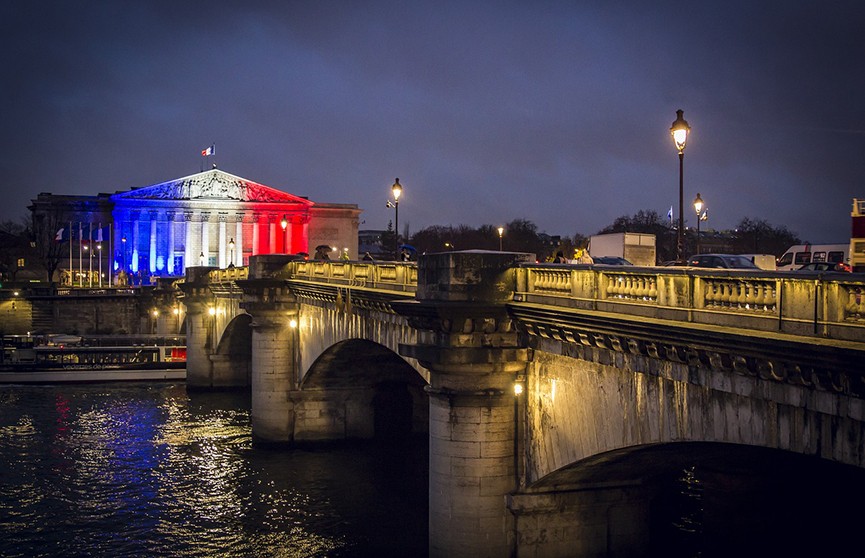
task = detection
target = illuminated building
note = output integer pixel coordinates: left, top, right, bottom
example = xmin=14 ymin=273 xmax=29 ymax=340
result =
xmin=30 ymin=168 xmax=360 ymax=284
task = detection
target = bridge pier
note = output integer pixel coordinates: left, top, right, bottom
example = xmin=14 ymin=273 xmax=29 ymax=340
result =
xmin=238 ymin=257 xmax=302 ymax=443
xmin=177 ymin=267 xmax=218 ymax=388
xmin=396 ymin=251 xmax=534 ymax=558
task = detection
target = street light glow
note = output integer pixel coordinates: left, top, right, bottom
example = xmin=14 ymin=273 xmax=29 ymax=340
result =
xmin=670 ymin=109 xmax=690 ymax=153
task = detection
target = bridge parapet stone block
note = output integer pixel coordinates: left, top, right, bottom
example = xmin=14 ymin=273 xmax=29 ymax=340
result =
xmin=417 ymin=250 xmax=534 ymax=302
xmin=247 ymin=254 xmax=300 ymax=280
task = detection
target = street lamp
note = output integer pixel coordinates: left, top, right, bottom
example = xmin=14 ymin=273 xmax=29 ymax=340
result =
xmin=228 ymin=238 xmax=235 ymax=268
xmin=670 ymin=109 xmax=691 ymax=263
xmin=97 ymin=243 xmax=102 ymax=287
xmin=281 ymin=214 xmax=288 ymax=231
xmin=387 ymin=178 xmax=402 ymax=258
xmin=693 ymin=192 xmax=705 ymax=255
xmin=121 ymin=236 xmax=127 ymax=273
xmin=498 ymin=226 xmax=504 ymax=251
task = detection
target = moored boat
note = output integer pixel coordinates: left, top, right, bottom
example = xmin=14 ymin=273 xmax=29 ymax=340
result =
xmin=0 ymin=334 xmax=186 ymax=383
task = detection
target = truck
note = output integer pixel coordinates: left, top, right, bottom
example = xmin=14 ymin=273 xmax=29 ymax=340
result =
xmin=587 ymin=232 xmax=656 ymax=266
xmin=851 ymin=198 xmax=865 ymax=272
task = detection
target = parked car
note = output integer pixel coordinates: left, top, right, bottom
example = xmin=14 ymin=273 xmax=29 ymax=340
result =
xmin=795 ymin=262 xmax=852 ymax=272
xmin=592 ymin=256 xmax=633 ymax=265
xmin=687 ymin=254 xmax=759 ymax=269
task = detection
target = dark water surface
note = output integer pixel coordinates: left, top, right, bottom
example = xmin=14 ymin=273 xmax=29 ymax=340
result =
xmin=0 ymin=383 xmax=428 ymax=558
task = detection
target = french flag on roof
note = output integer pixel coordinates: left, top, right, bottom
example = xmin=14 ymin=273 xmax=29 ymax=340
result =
xmin=201 ymin=144 xmax=215 ymax=157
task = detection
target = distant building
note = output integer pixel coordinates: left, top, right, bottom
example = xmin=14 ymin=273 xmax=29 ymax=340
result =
xmin=358 ymin=229 xmax=389 ymax=259
xmin=30 ymin=168 xmax=361 ymax=285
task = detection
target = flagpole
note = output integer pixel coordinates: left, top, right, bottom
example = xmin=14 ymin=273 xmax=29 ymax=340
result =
xmin=78 ymin=223 xmax=83 ymax=288
xmin=98 ymin=222 xmax=102 ymax=288
xmin=108 ymin=222 xmax=113 ymax=288
xmin=88 ymin=224 xmax=93 ymax=288
xmin=68 ymin=221 xmax=72 ymax=287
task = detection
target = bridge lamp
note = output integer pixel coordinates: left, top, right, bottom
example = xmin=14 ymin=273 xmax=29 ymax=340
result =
xmin=513 ymin=382 xmax=523 ymax=396
xmin=391 ymin=178 xmax=402 ymax=258
xmin=208 ymin=306 xmax=216 ymax=316
xmin=281 ymin=214 xmax=288 ymax=231
xmin=670 ymin=109 xmax=690 ymax=263
xmin=289 ymin=318 xmax=298 ymax=329
xmin=152 ymin=309 xmax=159 ymax=318
xmin=228 ymin=238 xmax=235 ymax=268
xmin=498 ymin=226 xmax=504 ymax=251
xmin=693 ymin=192 xmax=705 ymax=255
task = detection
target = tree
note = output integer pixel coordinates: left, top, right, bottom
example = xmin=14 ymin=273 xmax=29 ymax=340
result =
xmin=380 ymin=220 xmax=397 ymax=259
xmin=31 ymin=207 xmax=69 ymax=284
xmin=731 ymin=218 xmax=800 ymax=256
xmin=408 ymin=219 xmax=550 ymax=259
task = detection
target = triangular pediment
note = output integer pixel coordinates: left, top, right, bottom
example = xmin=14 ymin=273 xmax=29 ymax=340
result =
xmin=111 ymin=169 xmax=314 ymax=205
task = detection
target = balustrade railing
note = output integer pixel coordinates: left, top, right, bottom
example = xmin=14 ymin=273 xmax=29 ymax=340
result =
xmin=201 ymin=259 xmax=864 ymax=343
xmin=290 ymin=260 xmax=417 ymax=293
xmin=515 ymin=264 xmax=865 ymax=342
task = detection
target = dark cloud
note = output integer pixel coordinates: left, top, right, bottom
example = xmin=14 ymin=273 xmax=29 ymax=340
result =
xmin=2 ymin=0 xmax=863 ymax=244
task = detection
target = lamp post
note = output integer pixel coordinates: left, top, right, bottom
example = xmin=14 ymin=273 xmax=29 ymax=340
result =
xmin=670 ymin=109 xmax=691 ymax=263
xmin=388 ymin=178 xmax=402 ymax=259
xmin=498 ymin=226 xmax=504 ymax=251
xmin=693 ymin=193 xmax=705 ymax=255
xmin=228 ymin=238 xmax=235 ymax=268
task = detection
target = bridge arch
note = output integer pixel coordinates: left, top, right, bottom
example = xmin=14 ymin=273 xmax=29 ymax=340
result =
xmin=515 ymin=441 xmax=865 ymax=556
xmin=292 ymin=339 xmax=429 ymax=441
xmin=209 ymin=312 xmax=252 ymax=387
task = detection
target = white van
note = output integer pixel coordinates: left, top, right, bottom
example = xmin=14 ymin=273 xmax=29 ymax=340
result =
xmin=776 ymin=244 xmax=848 ymax=271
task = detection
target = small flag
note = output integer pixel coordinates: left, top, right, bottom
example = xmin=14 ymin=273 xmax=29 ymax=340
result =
xmin=93 ymin=225 xmax=110 ymax=242
xmin=700 ymin=209 xmax=708 ymax=222
xmin=201 ymin=145 xmax=215 ymax=157
xmin=667 ymin=206 xmax=673 ymax=223
xmin=55 ymin=226 xmax=68 ymax=242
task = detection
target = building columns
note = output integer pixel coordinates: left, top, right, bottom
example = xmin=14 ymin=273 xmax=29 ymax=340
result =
xmin=235 ymin=216 xmax=244 ymax=266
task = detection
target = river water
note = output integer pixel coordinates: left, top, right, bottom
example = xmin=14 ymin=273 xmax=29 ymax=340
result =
xmin=3 ymin=382 xmax=863 ymax=557
xmin=0 ymin=383 xmax=428 ymax=558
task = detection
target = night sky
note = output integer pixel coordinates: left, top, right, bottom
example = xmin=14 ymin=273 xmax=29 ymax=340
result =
xmin=2 ymin=1 xmax=863 ymax=245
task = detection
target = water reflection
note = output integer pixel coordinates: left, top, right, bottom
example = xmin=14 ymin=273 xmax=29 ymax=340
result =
xmin=0 ymin=384 xmax=428 ymax=558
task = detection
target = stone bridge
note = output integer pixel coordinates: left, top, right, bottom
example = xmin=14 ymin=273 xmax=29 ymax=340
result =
xmin=171 ymin=252 xmax=865 ymax=557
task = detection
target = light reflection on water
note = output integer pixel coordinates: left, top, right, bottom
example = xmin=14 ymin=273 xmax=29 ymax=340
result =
xmin=0 ymin=383 xmax=428 ymax=557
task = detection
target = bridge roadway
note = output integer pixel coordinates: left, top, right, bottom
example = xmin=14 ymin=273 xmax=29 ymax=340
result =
xmin=170 ymin=251 xmax=865 ymax=557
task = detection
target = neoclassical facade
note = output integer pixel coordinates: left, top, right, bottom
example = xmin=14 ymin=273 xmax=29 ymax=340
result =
xmin=32 ymin=168 xmax=361 ymax=283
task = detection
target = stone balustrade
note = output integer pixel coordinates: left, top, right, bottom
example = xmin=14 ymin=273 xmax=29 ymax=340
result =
xmin=199 ymin=257 xmax=865 ymax=343
xmin=515 ymin=264 xmax=865 ymax=342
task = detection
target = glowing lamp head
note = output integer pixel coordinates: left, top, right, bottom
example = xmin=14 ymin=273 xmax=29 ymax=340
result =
xmin=289 ymin=318 xmax=298 ymax=329
xmin=513 ymin=383 xmax=524 ymax=396
xmin=281 ymin=215 xmax=288 ymax=230
xmin=498 ymin=226 xmax=504 ymax=237
xmin=392 ymin=178 xmax=402 ymax=201
xmin=670 ymin=109 xmax=690 ymax=153
xmin=693 ymin=193 xmax=704 ymax=215
xmin=208 ymin=306 xmax=216 ymax=316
